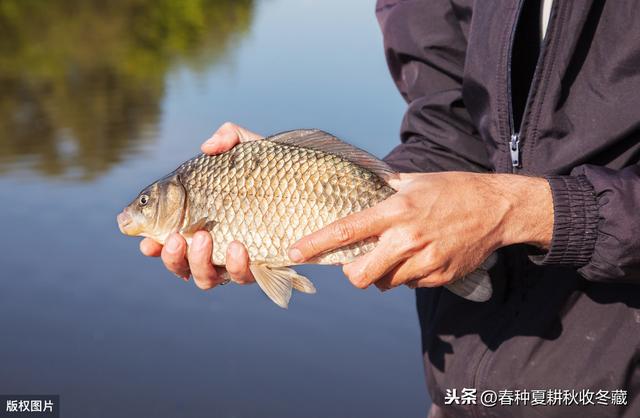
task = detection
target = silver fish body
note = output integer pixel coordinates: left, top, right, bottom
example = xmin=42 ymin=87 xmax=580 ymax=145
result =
xmin=178 ymin=139 xmax=393 ymax=267
xmin=118 ymin=130 xmax=494 ymax=307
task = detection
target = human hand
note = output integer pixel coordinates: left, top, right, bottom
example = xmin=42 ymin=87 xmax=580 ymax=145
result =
xmin=288 ymin=172 xmax=553 ymax=291
xmin=139 ymin=122 xmax=263 ymax=289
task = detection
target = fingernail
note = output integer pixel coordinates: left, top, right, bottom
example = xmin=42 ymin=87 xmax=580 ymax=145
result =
xmin=193 ymin=233 xmax=206 ymax=249
xmin=166 ymin=236 xmax=180 ymax=252
xmin=288 ymin=248 xmax=303 ymax=263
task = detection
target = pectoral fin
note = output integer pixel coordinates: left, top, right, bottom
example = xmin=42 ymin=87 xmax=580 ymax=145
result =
xmin=179 ymin=217 xmax=217 ymax=238
xmin=249 ymin=265 xmax=316 ymax=309
xmin=444 ymin=252 xmax=498 ymax=302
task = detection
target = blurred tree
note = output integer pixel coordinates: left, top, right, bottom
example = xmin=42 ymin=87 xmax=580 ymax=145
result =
xmin=0 ymin=0 xmax=254 ymax=180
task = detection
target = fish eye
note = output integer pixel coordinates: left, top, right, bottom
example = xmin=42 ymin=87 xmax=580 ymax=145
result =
xmin=138 ymin=194 xmax=149 ymax=206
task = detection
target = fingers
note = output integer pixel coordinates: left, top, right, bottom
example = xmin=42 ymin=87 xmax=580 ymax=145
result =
xmin=161 ymin=233 xmax=190 ymax=280
xmin=201 ymin=122 xmax=263 ymax=155
xmin=405 ymin=276 xmax=445 ymax=289
xmin=405 ymin=278 xmax=425 ymax=289
xmin=342 ymin=237 xmax=405 ymax=289
xmin=187 ymin=231 xmax=225 ymax=290
xmin=140 ymin=238 xmax=162 ymax=257
xmin=152 ymin=232 xmax=253 ymax=290
xmin=225 ymin=241 xmax=254 ymax=284
xmin=379 ymin=256 xmax=449 ymax=291
xmin=289 ymin=204 xmax=391 ymax=263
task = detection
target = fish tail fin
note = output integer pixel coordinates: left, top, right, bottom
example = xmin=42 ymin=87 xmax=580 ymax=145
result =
xmin=444 ymin=252 xmax=497 ymax=302
xmin=249 ymin=265 xmax=316 ymax=309
xmin=445 ymin=271 xmax=493 ymax=302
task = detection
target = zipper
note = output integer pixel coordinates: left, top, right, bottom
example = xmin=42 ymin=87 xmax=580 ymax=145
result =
xmin=506 ymin=0 xmax=525 ymax=172
xmin=506 ymin=0 xmax=559 ymax=173
xmin=510 ymin=133 xmax=520 ymax=167
xmin=470 ymin=1 xmax=527 ymax=417
xmin=471 ymin=7 xmax=525 ymax=415
xmin=473 ymin=2 xmax=562 ymax=415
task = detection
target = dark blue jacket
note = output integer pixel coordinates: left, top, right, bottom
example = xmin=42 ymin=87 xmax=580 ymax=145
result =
xmin=377 ymin=1 xmax=640 ymax=416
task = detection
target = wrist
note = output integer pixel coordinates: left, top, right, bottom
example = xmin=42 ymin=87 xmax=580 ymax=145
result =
xmin=490 ymin=174 xmax=554 ymax=249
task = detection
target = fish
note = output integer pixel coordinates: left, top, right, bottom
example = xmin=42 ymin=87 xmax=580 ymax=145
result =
xmin=117 ymin=129 xmax=495 ymax=308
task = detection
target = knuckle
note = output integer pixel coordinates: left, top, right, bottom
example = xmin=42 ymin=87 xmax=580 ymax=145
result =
xmin=163 ymin=251 xmax=185 ymax=269
xmin=226 ymin=265 xmax=240 ymax=276
xmin=302 ymin=237 xmax=319 ymax=256
xmin=405 ymin=229 xmax=423 ymax=246
xmin=220 ymin=121 xmax=236 ymax=130
xmin=226 ymin=264 xmax=251 ymax=283
xmin=345 ymin=267 xmax=369 ymax=289
xmin=334 ymin=221 xmax=355 ymax=244
xmin=225 ymin=264 xmax=237 ymax=275
xmin=186 ymin=261 xmax=204 ymax=277
xmin=225 ymin=258 xmax=244 ymax=276
xmin=423 ymin=249 xmax=441 ymax=270
xmin=395 ymin=230 xmax=422 ymax=256
xmin=164 ymin=257 xmax=185 ymax=273
xmin=195 ymin=249 xmax=212 ymax=265
xmin=187 ymin=246 xmax=202 ymax=262
xmin=391 ymin=195 xmax=414 ymax=216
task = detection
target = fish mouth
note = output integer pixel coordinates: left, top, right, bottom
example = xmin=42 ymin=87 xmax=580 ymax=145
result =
xmin=117 ymin=210 xmax=136 ymax=235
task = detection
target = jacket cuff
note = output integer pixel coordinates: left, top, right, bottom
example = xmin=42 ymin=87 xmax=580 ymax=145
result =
xmin=531 ymin=175 xmax=599 ymax=266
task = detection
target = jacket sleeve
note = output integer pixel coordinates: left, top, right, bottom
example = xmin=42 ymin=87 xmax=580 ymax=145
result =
xmin=538 ymin=165 xmax=640 ymax=283
xmin=376 ymin=0 xmax=491 ymax=173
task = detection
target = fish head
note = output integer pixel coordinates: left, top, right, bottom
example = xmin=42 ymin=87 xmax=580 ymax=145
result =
xmin=117 ymin=173 xmax=187 ymax=242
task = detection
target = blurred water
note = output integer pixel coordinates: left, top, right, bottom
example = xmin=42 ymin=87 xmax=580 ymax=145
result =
xmin=0 ymin=0 xmax=428 ymax=416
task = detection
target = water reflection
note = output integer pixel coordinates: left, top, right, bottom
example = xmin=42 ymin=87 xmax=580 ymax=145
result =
xmin=0 ymin=0 xmax=254 ymax=180
xmin=0 ymin=1 xmax=427 ymax=416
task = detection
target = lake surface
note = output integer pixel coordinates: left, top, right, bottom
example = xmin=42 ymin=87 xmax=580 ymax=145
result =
xmin=0 ymin=1 xmax=429 ymax=416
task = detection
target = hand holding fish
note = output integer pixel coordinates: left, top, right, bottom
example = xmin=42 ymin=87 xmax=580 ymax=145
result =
xmin=121 ymin=123 xmax=553 ymax=307
xmin=138 ymin=122 xmax=261 ymax=289
xmin=288 ymin=172 xmax=553 ymax=291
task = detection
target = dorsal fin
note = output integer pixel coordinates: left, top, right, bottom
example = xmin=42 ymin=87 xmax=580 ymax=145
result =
xmin=266 ymin=129 xmax=396 ymax=180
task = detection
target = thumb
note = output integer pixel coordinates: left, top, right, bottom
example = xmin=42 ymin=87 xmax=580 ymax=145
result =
xmin=201 ymin=122 xmax=263 ymax=155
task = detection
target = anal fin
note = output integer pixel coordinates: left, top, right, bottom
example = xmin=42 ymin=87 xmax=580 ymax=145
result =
xmin=249 ymin=265 xmax=316 ymax=308
xmin=291 ymin=274 xmax=316 ymax=294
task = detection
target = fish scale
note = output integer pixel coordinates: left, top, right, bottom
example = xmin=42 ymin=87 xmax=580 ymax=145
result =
xmin=177 ymin=140 xmax=394 ymax=267
xmin=118 ymin=129 xmax=495 ymax=308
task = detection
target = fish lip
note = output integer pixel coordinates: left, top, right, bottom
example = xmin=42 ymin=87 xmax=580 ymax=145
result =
xmin=117 ymin=211 xmax=133 ymax=234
